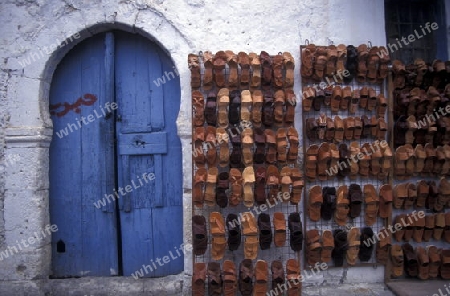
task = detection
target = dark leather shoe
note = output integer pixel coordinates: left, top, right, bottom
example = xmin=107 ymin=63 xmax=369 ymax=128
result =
xmin=321 ymin=186 xmax=336 ymax=221
xmin=226 ymin=214 xmax=241 ymax=251
xmin=193 ymin=215 xmax=208 ymax=255
xmin=258 ymin=213 xmax=272 ymax=250
xmin=288 ymin=213 xmax=303 ymax=251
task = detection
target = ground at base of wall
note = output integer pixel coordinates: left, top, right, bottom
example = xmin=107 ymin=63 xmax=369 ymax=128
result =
xmin=387 ymin=279 xmax=450 ymax=296
xmin=0 ymin=278 xmax=396 ymax=296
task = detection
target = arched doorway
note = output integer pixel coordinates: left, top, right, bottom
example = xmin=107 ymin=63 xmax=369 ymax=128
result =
xmin=48 ymin=31 xmax=183 ymax=277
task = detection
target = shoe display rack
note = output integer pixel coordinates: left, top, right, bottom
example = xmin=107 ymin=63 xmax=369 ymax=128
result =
xmin=389 ymin=58 xmax=450 ymax=281
xmin=300 ymin=42 xmax=393 ymax=270
xmin=189 ymin=51 xmax=303 ymax=295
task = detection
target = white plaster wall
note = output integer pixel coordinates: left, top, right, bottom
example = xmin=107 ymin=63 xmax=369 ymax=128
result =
xmin=0 ymin=0 xmax=386 ymax=286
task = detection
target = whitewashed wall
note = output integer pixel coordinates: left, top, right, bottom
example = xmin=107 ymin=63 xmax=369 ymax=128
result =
xmin=0 ymin=0 xmax=386 ymax=287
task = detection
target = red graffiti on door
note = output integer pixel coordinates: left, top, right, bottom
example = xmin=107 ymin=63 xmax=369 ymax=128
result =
xmin=50 ymin=93 xmax=98 ymax=117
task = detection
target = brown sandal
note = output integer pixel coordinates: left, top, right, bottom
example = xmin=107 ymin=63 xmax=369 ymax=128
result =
xmin=194 ymin=127 xmax=206 ymax=168
xmin=308 ymin=185 xmax=323 ymax=222
xmin=225 ymin=51 xmax=238 ymax=89
xmin=290 ymin=168 xmax=304 ymax=205
xmin=287 ymin=127 xmax=299 ymax=164
xmin=213 ymin=51 xmax=227 ymax=88
xmin=238 ymin=52 xmax=250 ymax=88
xmin=243 ymin=166 xmax=255 ymax=208
xmin=273 ymin=212 xmax=286 ymax=247
xmin=229 ymin=168 xmax=242 ymax=206
xmin=249 ymin=52 xmax=261 ymax=88
xmin=277 ymin=128 xmax=288 ymax=163
xmin=217 ymin=88 xmax=229 ymax=128
xmin=301 ymin=44 xmax=316 ymax=79
xmin=283 ymin=52 xmax=295 ymax=88
xmin=273 ymin=54 xmax=284 ymax=88
xmin=274 ymin=90 xmax=285 ymax=126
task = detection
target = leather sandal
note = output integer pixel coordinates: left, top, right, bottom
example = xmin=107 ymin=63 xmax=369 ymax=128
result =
xmin=286 ymin=259 xmax=301 ymax=295
xmin=216 ymin=171 xmax=229 ymax=208
xmin=241 ymin=128 xmax=253 ymax=167
xmin=222 ymin=260 xmax=237 ymax=296
xmin=423 ymin=143 xmax=436 ymax=176
xmin=283 ymin=52 xmax=295 ymax=88
xmin=217 ymin=128 xmax=230 ymax=168
xmin=225 ymin=51 xmax=238 ymax=89
xmin=321 ymin=186 xmax=336 ymax=221
xmin=213 ymin=51 xmax=227 ymax=88
xmin=241 ymin=90 xmax=252 ymax=125
xmin=287 ymin=127 xmax=299 ymax=164
xmin=370 ymin=115 xmax=378 ymax=138
xmin=346 ymin=227 xmax=361 ymax=266
xmin=193 ymin=215 xmax=208 ymax=255
xmin=359 ymin=86 xmax=369 ymax=109
xmin=265 ymin=129 xmax=277 ymax=164
xmin=350 ymin=88 xmax=359 ymax=114
xmin=290 ymin=168 xmax=304 ymax=205
xmin=314 ymin=88 xmax=325 ymax=111
xmin=192 ymin=90 xmax=205 ymax=127
xmin=376 ymin=227 xmax=391 ymax=265
xmin=251 ymin=90 xmax=263 ymax=128
xmin=393 ymin=183 xmax=407 ymax=209
xmin=402 ymin=243 xmax=418 ymax=276
xmin=243 ymin=166 xmax=255 ymax=208
xmin=405 ymin=115 xmax=417 ymax=145
xmin=253 ymin=127 xmax=265 ymax=164
xmin=258 ymin=213 xmax=272 ymax=250
xmin=329 ymin=143 xmax=340 ymax=179
xmin=285 ymin=89 xmax=296 ymax=125
xmin=229 ymin=90 xmax=240 ymax=125
xmin=313 ymin=46 xmax=327 ymax=81
xmin=242 ymin=212 xmax=258 ymax=236
xmin=333 ymin=229 xmax=348 ymax=267
xmin=226 ymin=214 xmax=241 ymax=251
xmin=302 ymin=86 xmax=314 ymax=112
xmin=189 ymin=54 xmax=201 ymax=89
xmin=309 ymin=185 xmax=323 ymax=222
xmin=306 ymin=144 xmax=319 ymax=181
xmin=415 ymin=144 xmax=426 ymax=175
xmin=249 ymin=52 xmax=261 ymax=88
xmin=331 ymin=86 xmax=342 ymax=113
xmin=280 ymin=166 xmax=292 ymax=199
xmin=416 ymin=180 xmax=428 ymax=208
xmin=262 ymin=91 xmax=274 ymax=127
xmin=377 ymin=94 xmax=387 ymax=118
xmin=204 ymin=167 xmax=218 ymax=206
xmin=434 ymin=213 xmax=445 ymax=240
xmin=271 ymin=261 xmax=285 ymax=294
xmin=322 ymin=229 xmax=334 ymax=263
xmin=204 ymin=91 xmax=217 ymax=126
xmin=356 ymin=44 xmax=369 ymax=83
xmin=229 ymin=168 xmax=242 ymax=206
xmin=428 ymin=246 xmax=441 ymax=278
xmin=208 ymin=262 xmax=223 ymax=296
xmin=395 ymin=146 xmax=408 ymax=179
xmin=202 ymin=51 xmax=214 ymax=90
xmin=379 ymin=184 xmax=393 ymax=219
xmin=377 ymin=117 xmax=387 ymax=141
xmin=441 ymin=249 xmax=450 ymax=280
xmin=317 ymin=142 xmax=331 ymax=181
xmin=445 ymin=213 xmax=450 ymax=242
xmin=273 ymin=54 xmax=284 ymax=88
xmin=391 ymin=245 xmax=404 ymax=278
xmin=336 ymin=44 xmax=347 ymax=83
xmin=413 ymin=214 xmax=425 ymax=243
xmin=428 ymin=181 xmax=439 ymax=212
xmin=205 ymin=126 xmax=217 ymax=167
xmin=423 ymin=215 xmax=435 ymax=242
xmin=260 ymin=51 xmax=272 ymax=87
xmin=193 ymin=168 xmax=207 ymax=207
xmin=338 ymin=143 xmax=351 ymax=178
xmin=344 ymin=116 xmax=355 ymax=140
xmin=334 ymin=115 xmax=344 ymax=142
xmin=362 ymin=115 xmax=371 ymax=138
xmin=335 ymin=185 xmax=349 ymax=226
xmin=266 ymin=165 xmax=280 ymax=204
xmin=349 ymin=142 xmax=360 ymax=179
xmin=326 ymin=45 xmax=338 ymax=77
xmin=377 ymin=46 xmax=390 ymax=83
xmin=345 ymin=45 xmax=357 ymax=82
xmin=317 ymin=113 xmax=327 ymax=140
xmin=273 ymin=212 xmax=286 ymax=247
xmin=404 ymin=144 xmax=415 ymax=178
xmin=301 ymin=44 xmax=316 ymax=79
xmin=435 ymin=146 xmax=446 ymax=175
xmin=367 ymin=87 xmax=377 ymax=111
xmin=354 ymin=116 xmax=363 ymax=140
xmin=370 ymin=141 xmax=382 ymax=177
xmin=393 ymin=214 xmax=406 ymax=241
xmin=238 ymin=52 xmax=250 ymax=88
xmin=306 ymin=229 xmax=322 ymax=266
xmin=239 ymin=259 xmax=253 ymax=296
xmin=210 ymin=212 xmax=226 ymax=260
xmin=325 ymin=116 xmax=335 ymax=141
xmin=416 ymin=246 xmax=430 ymax=280
xmin=193 ymin=262 xmax=206 ymax=296
xmin=254 ymin=260 xmax=268 ymax=295
xmin=404 ymin=182 xmax=417 ymax=210
xmin=276 ymin=128 xmax=288 ymax=163
xmin=255 ymin=167 xmax=266 ymax=205
xmin=288 ymin=213 xmax=303 ymax=251
xmin=230 ymin=128 xmax=242 ymax=169
xmin=366 ymin=46 xmax=380 ymax=83
xmin=380 ymin=143 xmax=393 ymax=180
xmin=274 ymin=90 xmax=285 ymax=126
xmin=364 ymin=184 xmax=379 ymax=226
xmin=349 ymin=184 xmax=363 ymax=218
xmin=392 ymin=60 xmax=406 ymax=89
xmin=359 ymin=227 xmax=375 ymax=262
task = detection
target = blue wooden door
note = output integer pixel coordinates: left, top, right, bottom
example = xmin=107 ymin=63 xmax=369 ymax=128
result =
xmin=49 ymin=31 xmax=183 ymax=277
